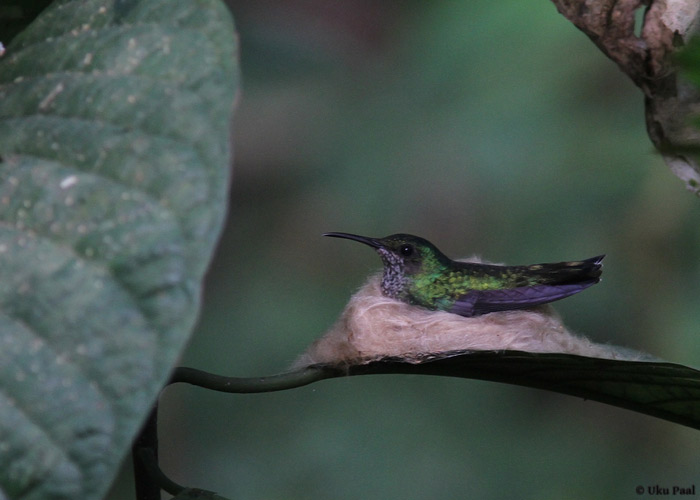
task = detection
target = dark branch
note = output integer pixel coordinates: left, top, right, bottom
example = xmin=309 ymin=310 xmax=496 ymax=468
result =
xmin=166 ymin=351 xmax=700 ymax=429
xmin=132 ymin=406 xmax=165 ymax=500
xmin=135 ymin=447 xmax=185 ymax=497
xmin=168 ymin=365 xmax=340 ymax=392
xmin=133 ymin=350 xmax=700 ymax=499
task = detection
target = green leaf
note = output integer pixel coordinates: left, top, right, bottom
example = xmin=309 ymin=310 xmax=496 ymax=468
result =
xmin=173 ymin=488 xmax=232 ymax=500
xmin=172 ymin=351 xmax=700 ymax=430
xmin=0 ymin=0 xmax=237 ymax=498
xmin=344 ymin=351 xmax=700 ymax=429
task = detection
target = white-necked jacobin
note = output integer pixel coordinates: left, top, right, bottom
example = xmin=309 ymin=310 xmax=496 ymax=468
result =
xmin=324 ymin=232 xmax=604 ymax=317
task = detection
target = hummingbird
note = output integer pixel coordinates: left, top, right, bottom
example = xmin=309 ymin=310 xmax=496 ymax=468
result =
xmin=324 ymin=232 xmax=604 ymax=318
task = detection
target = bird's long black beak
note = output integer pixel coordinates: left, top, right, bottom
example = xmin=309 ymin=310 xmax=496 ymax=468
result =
xmin=323 ymin=232 xmax=382 ymax=249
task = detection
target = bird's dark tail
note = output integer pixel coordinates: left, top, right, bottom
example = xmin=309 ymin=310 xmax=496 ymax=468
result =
xmin=449 ymin=255 xmax=605 ymax=317
xmin=524 ymin=254 xmax=604 ymax=284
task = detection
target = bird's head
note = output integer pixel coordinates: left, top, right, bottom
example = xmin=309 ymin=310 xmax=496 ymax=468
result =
xmin=324 ymin=232 xmax=450 ymax=297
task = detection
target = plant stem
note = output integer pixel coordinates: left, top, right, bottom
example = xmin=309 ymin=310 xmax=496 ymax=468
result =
xmin=132 ymin=406 xmax=164 ymax=500
xmin=168 ymin=365 xmax=339 ymax=392
xmin=131 ymin=364 xmax=340 ymax=498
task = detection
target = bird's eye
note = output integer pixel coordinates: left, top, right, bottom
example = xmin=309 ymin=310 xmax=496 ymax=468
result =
xmin=399 ymin=244 xmax=414 ymax=257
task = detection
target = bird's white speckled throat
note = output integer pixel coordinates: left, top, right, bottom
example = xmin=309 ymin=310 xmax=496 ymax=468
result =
xmin=376 ymin=248 xmax=406 ymax=298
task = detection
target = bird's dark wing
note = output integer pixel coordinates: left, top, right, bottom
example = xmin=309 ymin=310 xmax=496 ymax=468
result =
xmin=448 ymin=280 xmax=600 ymax=317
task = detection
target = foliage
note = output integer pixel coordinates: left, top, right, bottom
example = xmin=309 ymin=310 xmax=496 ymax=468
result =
xmin=0 ymin=1 xmax=237 ymax=498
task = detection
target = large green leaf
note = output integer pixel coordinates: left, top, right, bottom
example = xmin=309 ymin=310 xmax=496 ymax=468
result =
xmin=0 ymin=0 xmax=237 ymax=499
xmin=344 ymin=351 xmax=700 ymax=429
xmin=173 ymin=351 xmax=700 ymax=430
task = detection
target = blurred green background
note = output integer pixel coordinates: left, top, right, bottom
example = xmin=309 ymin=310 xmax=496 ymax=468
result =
xmin=111 ymin=1 xmax=700 ymax=499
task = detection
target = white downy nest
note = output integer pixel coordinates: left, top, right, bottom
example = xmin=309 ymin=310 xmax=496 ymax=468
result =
xmin=294 ymin=270 xmax=655 ymax=368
